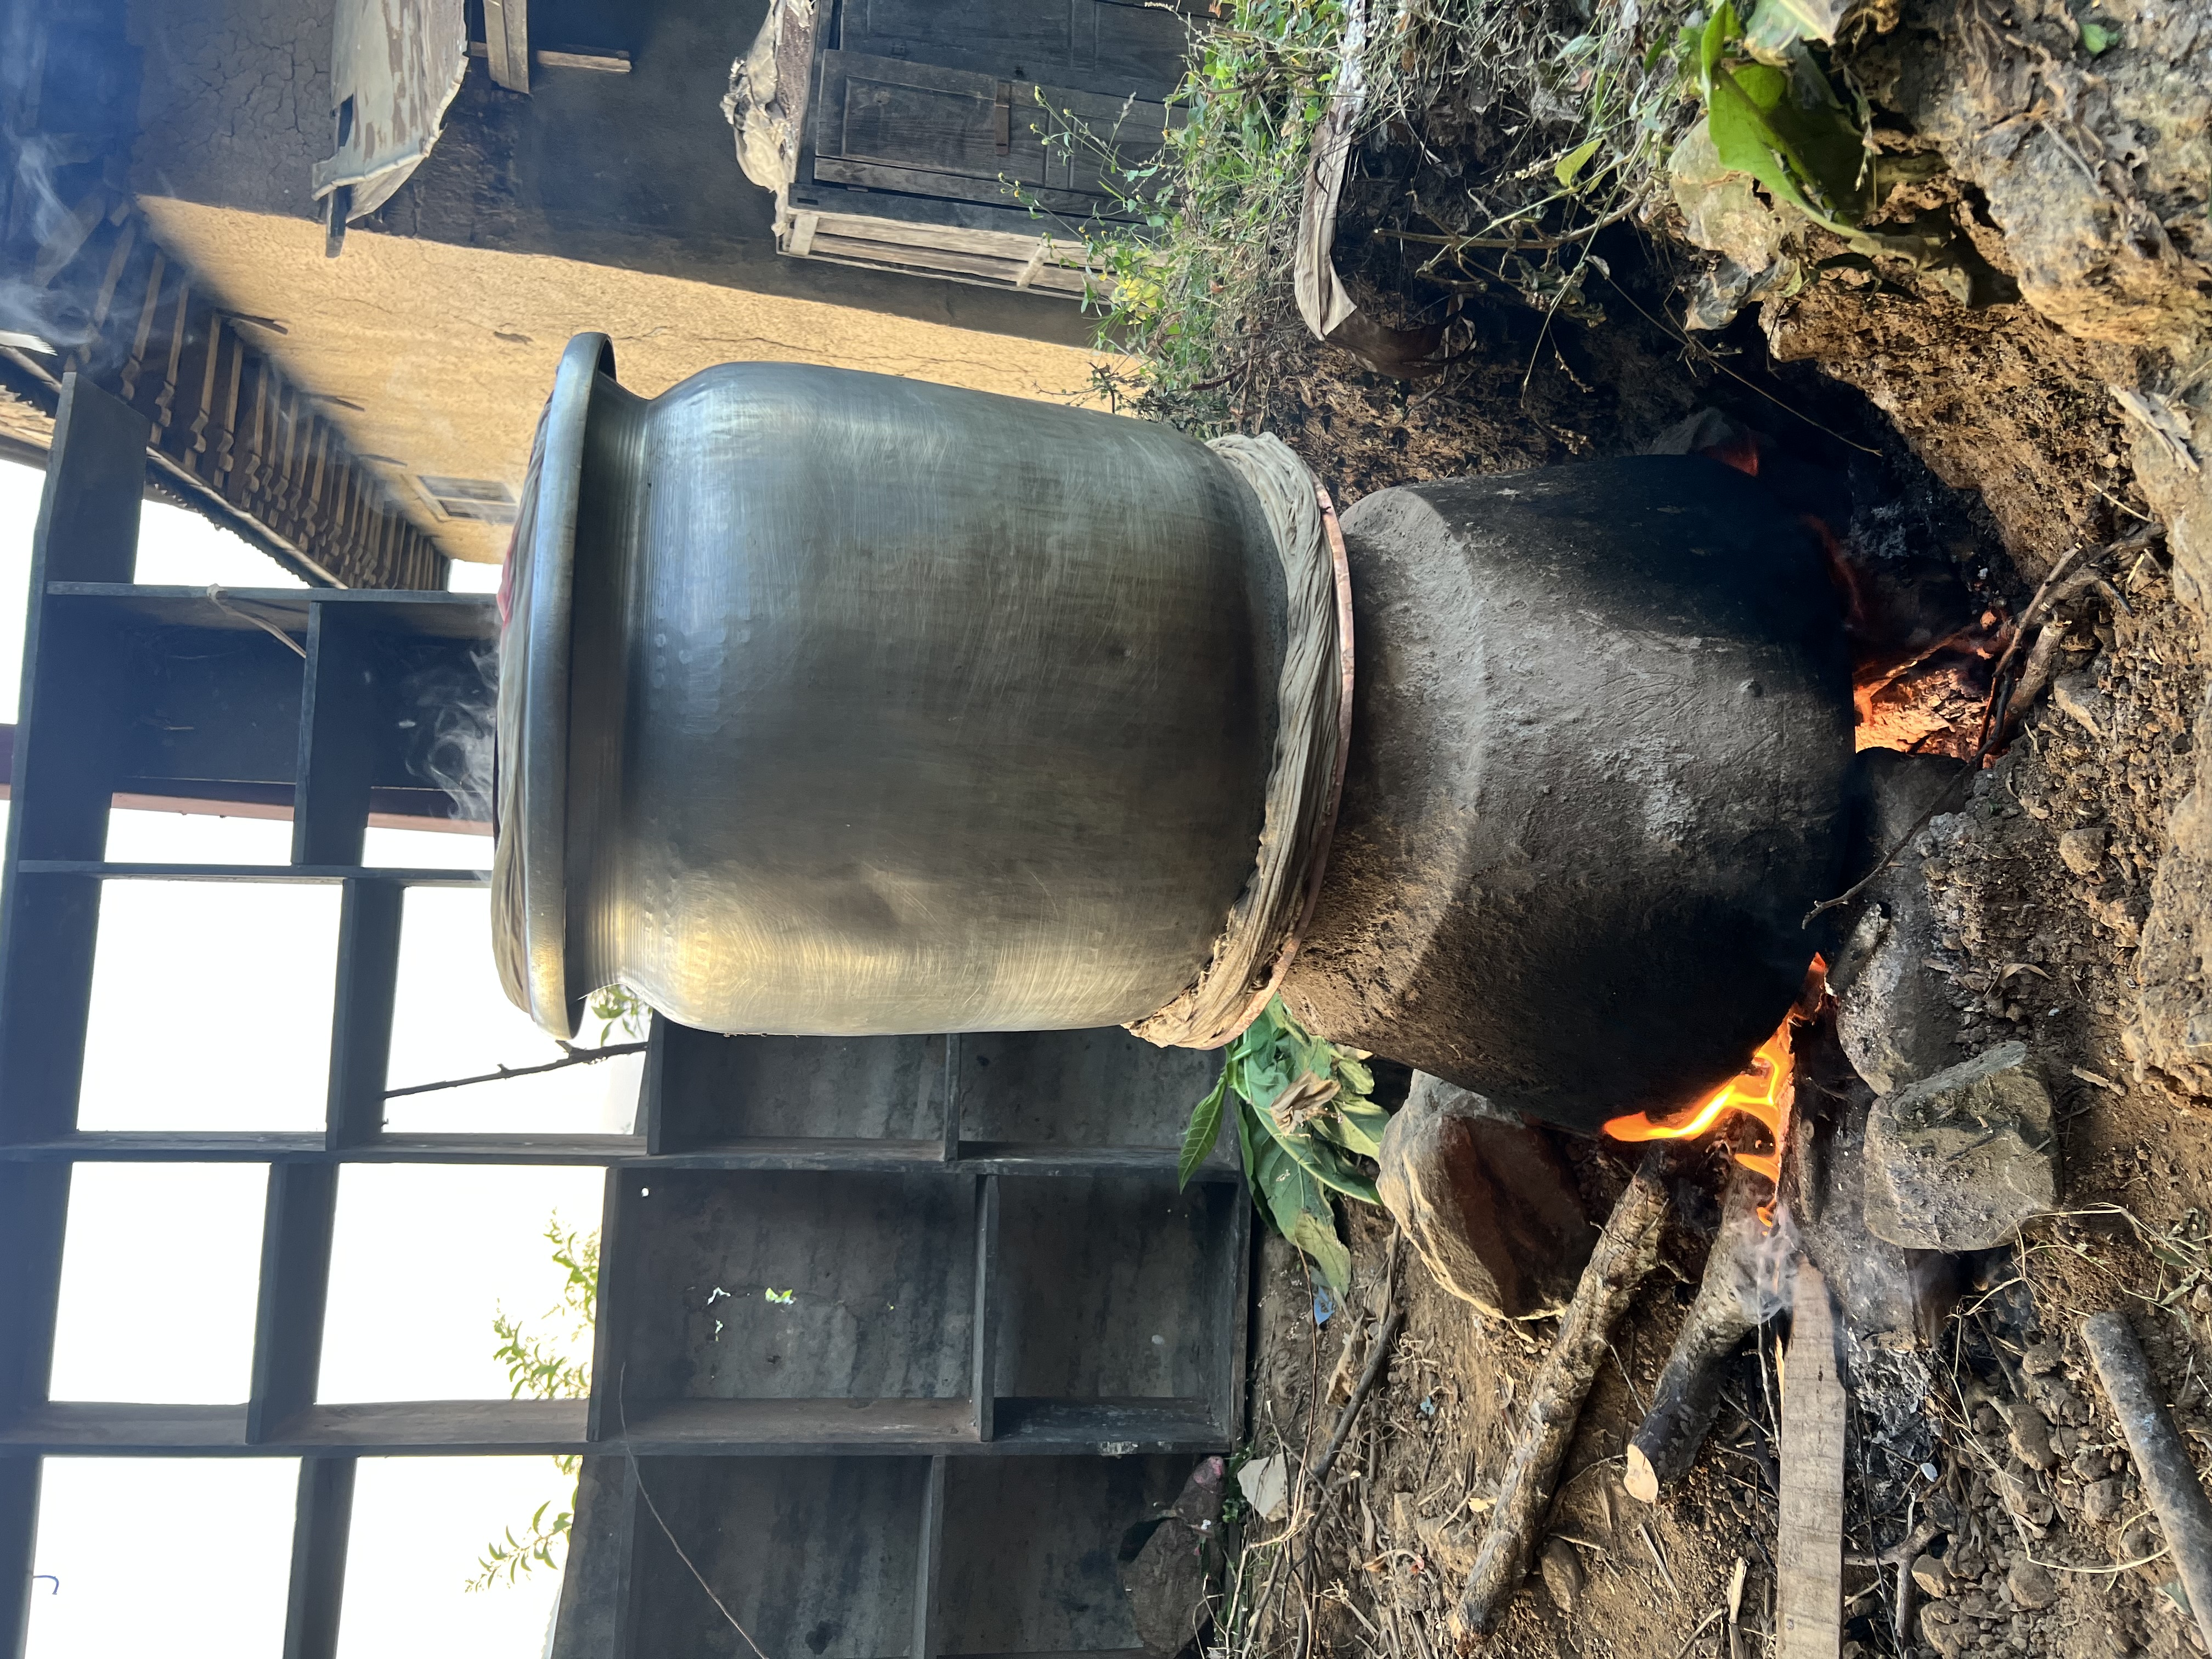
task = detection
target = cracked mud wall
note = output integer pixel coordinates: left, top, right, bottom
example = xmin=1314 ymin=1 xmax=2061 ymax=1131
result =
xmin=139 ymin=199 xmax=1109 ymax=564
xmin=127 ymin=0 xmax=334 ymax=219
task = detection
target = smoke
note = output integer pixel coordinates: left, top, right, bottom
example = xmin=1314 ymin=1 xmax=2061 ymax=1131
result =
xmin=402 ymin=643 xmax=499 ymax=827
xmin=1728 ymin=1198 xmax=1804 ymax=1327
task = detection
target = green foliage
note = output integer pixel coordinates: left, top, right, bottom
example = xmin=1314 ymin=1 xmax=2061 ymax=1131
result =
xmin=1696 ymin=2 xmax=1866 ymax=235
xmin=471 ymin=1503 xmax=575 ymax=1592
xmin=1020 ymin=0 xmax=1349 ymax=424
xmin=1018 ymin=0 xmax=1706 ymax=422
xmin=1181 ymin=997 xmax=1387 ymax=1291
xmin=586 ymin=984 xmax=650 ymax=1044
xmin=469 ymin=1216 xmax=599 ymax=1592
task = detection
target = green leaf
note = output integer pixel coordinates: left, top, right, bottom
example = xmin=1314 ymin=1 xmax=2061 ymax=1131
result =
xmin=1699 ymin=1 xmax=1739 ymax=98
xmin=1742 ymin=0 xmax=1842 ymax=58
xmin=1554 ymin=138 xmax=1603 ymax=189
xmin=1331 ymin=1053 xmax=1374 ymax=1097
xmin=1285 ymin=1204 xmax=1351 ymax=1291
xmin=1268 ymin=1116 xmax=1381 ymax=1206
xmin=1706 ymin=63 xmax=1859 ymax=233
xmin=1178 ymin=1067 xmax=1229 ymax=1189
xmin=2079 ymin=18 xmax=2117 ymax=52
xmin=1329 ymin=1097 xmax=1392 ymax=1159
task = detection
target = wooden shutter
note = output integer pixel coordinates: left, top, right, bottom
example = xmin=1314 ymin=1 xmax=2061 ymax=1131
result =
xmin=813 ymin=50 xmax=1167 ymax=219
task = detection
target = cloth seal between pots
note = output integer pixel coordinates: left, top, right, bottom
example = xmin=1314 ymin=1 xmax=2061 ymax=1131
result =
xmin=1125 ymin=434 xmax=1353 ymax=1052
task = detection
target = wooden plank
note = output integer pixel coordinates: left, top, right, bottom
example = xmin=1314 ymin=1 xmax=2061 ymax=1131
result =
xmin=980 ymin=1398 xmax=1225 ymax=1451
xmin=0 ymin=1166 xmax=69 ymax=1418
xmin=484 ymin=0 xmax=531 ymax=92
xmin=0 ymin=1399 xmax=583 ymax=1455
xmin=0 ymin=377 xmax=147 ymax=1144
xmin=280 ymin=1458 xmax=353 ymax=1659
xmin=1778 ymin=1260 xmax=1845 ymax=1659
xmin=972 ymin=1175 xmax=999 ymax=1442
xmin=549 ymin=1458 xmax=637 ymax=1659
xmin=1217 ymin=1177 xmax=1251 ymax=1442
xmin=293 ymin=606 xmax=386 ymax=865
xmin=467 ymin=41 xmax=630 ymax=72
xmin=325 ymin=878 xmax=404 ymax=1148
xmin=44 ymin=585 xmax=495 ymax=635
xmin=940 ymin=1034 xmax=962 ymax=1163
xmin=637 ymin=1015 xmax=670 ymax=1155
xmin=247 ymin=1163 xmax=338 ymax=1442
xmin=611 ymin=1397 xmax=978 ymax=1452
xmin=0 ymin=1459 xmax=39 ymax=1659
xmin=915 ymin=1454 xmax=947 ymax=1659
xmin=584 ymin=1167 xmax=632 ymax=1446
xmin=16 ymin=862 xmax=487 ymax=885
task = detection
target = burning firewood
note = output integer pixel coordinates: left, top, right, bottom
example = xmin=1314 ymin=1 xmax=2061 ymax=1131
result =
xmin=1450 ymin=1147 xmax=1674 ymax=1645
xmin=1624 ymin=1167 xmax=1780 ymax=1504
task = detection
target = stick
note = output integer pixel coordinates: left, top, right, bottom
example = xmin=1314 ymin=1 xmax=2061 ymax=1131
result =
xmin=2083 ymin=1310 xmax=2212 ymax=1652
xmin=1626 ymin=1170 xmax=1773 ymax=1502
xmin=1777 ymin=1261 xmax=1846 ymax=1659
xmin=1311 ymin=1304 xmax=1406 ymax=1487
xmin=1451 ymin=1148 xmax=1674 ymax=1644
xmin=382 ymin=1040 xmax=648 ymax=1098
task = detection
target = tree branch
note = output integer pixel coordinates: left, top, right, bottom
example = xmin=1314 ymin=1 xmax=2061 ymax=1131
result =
xmin=383 ymin=1041 xmax=649 ymax=1099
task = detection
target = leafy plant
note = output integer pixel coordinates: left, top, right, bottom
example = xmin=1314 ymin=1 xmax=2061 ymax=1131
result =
xmin=469 ymin=1217 xmax=599 ymax=1592
xmin=586 ymin=983 xmax=650 ymax=1045
xmin=1180 ymin=996 xmax=1389 ymax=1291
xmin=1694 ymin=1 xmax=1869 ymax=237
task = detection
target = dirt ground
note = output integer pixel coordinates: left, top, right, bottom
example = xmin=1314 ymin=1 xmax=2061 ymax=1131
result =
xmin=1224 ymin=2 xmax=2212 ymax=1654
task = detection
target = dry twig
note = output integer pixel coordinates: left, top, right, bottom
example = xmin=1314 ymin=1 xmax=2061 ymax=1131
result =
xmin=1451 ymin=1148 xmax=1675 ymax=1643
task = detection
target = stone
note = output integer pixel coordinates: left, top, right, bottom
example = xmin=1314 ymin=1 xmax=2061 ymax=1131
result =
xmin=2052 ymin=673 xmax=2114 ymax=739
xmin=1832 ymin=752 xmax=1973 ymax=1096
xmin=1124 ymin=1456 xmax=1226 ymax=1657
xmin=1863 ymin=1044 xmax=2059 ymax=1251
xmin=2007 ymin=1558 xmax=2058 ymax=1611
xmin=1796 ymin=1091 xmax=1960 ymax=1344
xmin=1913 ymin=1553 xmax=1955 ymax=1598
xmin=1919 ymin=1600 xmax=1974 ymax=1658
xmin=1539 ymin=1537 xmax=1584 ymax=1611
xmin=1376 ymin=1074 xmax=1593 ymax=1319
xmin=2057 ymin=825 xmax=2109 ymax=877
xmin=1237 ymin=1453 xmax=1289 ymax=1522
xmin=2021 ymin=1342 xmax=2063 ymax=1376
xmin=2007 ymin=1402 xmax=2058 ymax=1471
xmin=2084 ymin=1478 xmax=2124 ymax=1522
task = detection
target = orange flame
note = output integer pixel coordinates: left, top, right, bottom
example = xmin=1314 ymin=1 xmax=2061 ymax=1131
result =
xmin=1601 ymin=957 xmax=1827 ymax=1220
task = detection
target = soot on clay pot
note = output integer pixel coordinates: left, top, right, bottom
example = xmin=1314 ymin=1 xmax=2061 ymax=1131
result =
xmin=1279 ymin=457 xmax=1858 ymax=1136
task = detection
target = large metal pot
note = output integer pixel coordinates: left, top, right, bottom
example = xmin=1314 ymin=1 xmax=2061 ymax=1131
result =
xmin=1279 ymin=459 xmax=1857 ymax=1135
xmin=495 ymin=335 xmax=1287 ymax=1039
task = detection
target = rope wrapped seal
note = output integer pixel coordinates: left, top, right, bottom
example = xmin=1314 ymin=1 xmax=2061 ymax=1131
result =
xmin=1128 ymin=434 xmax=1353 ymax=1050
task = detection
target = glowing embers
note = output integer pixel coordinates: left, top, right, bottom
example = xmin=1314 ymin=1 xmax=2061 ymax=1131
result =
xmin=1601 ymin=957 xmax=1829 ymax=1218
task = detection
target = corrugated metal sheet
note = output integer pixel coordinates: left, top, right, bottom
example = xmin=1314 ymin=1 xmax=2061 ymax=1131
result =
xmin=309 ymin=0 xmax=468 ymax=221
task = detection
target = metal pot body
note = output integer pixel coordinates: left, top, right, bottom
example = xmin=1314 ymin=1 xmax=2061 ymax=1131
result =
xmin=1278 ymin=458 xmax=1857 ymax=1135
xmin=504 ymin=338 xmax=1284 ymax=1038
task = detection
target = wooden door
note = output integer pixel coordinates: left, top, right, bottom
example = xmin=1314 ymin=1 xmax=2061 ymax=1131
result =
xmin=813 ymin=49 xmax=1172 ymax=219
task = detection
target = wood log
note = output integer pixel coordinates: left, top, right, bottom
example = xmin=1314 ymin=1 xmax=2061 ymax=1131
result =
xmin=2083 ymin=1310 xmax=2212 ymax=1652
xmin=1450 ymin=1148 xmax=1674 ymax=1645
xmin=1778 ymin=1261 xmax=1846 ymax=1659
xmin=1626 ymin=1169 xmax=1773 ymax=1502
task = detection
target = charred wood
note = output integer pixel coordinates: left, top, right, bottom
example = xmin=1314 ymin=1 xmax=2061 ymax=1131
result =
xmin=1449 ymin=1148 xmax=1674 ymax=1645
